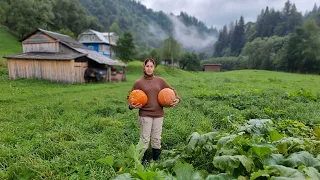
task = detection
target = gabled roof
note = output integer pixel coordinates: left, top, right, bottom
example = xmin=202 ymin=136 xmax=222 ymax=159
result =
xmin=78 ymin=29 xmax=117 ymax=46
xmin=15 ymin=29 xmax=126 ymax=66
xmin=38 ymin=29 xmax=89 ymax=49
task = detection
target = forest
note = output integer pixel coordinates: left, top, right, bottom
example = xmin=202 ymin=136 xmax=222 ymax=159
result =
xmin=208 ymin=1 xmax=320 ymax=74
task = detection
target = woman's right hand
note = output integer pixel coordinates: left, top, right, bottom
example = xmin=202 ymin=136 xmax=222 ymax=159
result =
xmin=130 ymin=103 xmax=143 ymax=109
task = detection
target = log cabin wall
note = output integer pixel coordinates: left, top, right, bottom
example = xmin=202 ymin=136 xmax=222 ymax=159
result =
xmin=7 ymin=59 xmax=83 ymax=83
xmin=22 ymin=32 xmax=59 ymax=53
xmin=59 ymin=43 xmax=79 ymax=53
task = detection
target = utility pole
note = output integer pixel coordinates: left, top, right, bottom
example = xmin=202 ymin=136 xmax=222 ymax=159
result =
xmin=170 ymin=37 xmax=174 ymax=69
xmin=108 ymin=32 xmax=112 ymax=58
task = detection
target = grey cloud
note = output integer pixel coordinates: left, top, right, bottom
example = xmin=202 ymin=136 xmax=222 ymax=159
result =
xmin=169 ymin=15 xmax=217 ymax=51
xmin=141 ymin=0 xmax=318 ymax=29
xmin=147 ymin=14 xmax=217 ymax=52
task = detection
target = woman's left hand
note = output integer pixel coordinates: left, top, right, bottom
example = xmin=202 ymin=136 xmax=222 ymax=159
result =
xmin=170 ymin=98 xmax=180 ymax=107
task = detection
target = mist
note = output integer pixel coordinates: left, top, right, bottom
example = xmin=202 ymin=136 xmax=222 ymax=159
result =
xmin=147 ymin=14 xmax=217 ymax=54
xmin=169 ymin=15 xmax=217 ymax=52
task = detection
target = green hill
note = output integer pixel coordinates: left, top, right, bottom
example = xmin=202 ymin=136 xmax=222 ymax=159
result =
xmin=0 ymin=25 xmax=21 ymax=67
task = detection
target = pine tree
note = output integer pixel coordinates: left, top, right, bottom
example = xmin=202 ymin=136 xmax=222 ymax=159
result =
xmin=117 ymin=32 xmax=136 ymax=61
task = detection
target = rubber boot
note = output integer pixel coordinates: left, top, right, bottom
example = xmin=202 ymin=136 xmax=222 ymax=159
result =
xmin=152 ymin=148 xmax=161 ymax=162
xmin=141 ymin=151 xmax=148 ymax=167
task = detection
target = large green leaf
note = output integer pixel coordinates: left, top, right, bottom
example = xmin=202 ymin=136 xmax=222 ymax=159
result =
xmin=156 ymin=170 xmax=177 ymax=180
xmin=302 ymin=167 xmax=320 ymax=180
xmin=213 ymin=155 xmax=254 ymax=173
xmin=284 ymin=151 xmax=320 ymax=171
xmin=113 ymin=173 xmax=132 ymax=180
xmin=238 ymin=119 xmax=273 ymax=135
xmin=135 ymin=171 xmax=158 ymax=180
xmin=96 ymin=155 xmax=114 ymax=167
xmin=205 ymin=173 xmax=237 ymax=180
xmin=274 ymin=137 xmax=305 ymax=155
xmin=250 ymin=170 xmax=270 ymax=180
xmin=314 ymin=126 xmax=320 ymax=140
xmin=263 ymin=154 xmax=285 ymax=166
xmin=269 ymin=129 xmax=283 ymax=142
xmin=266 ymin=165 xmax=305 ymax=179
xmin=173 ymin=162 xmax=195 ymax=180
xmin=125 ymin=141 xmax=145 ymax=171
xmin=198 ymin=132 xmax=220 ymax=146
xmin=217 ymin=135 xmax=237 ymax=146
xmin=252 ymin=144 xmax=276 ymax=158
xmin=186 ymin=132 xmax=201 ymax=152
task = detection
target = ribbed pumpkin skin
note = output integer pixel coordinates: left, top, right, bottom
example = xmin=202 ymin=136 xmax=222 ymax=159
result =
xmin=129 ymin=90 xmax=148 ymax=106
xmin=158 ymin=88 xmax=175 ymax=107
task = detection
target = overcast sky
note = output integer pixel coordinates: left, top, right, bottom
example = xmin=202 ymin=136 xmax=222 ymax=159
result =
xmin=140 ymin=0 xmax=319 ymax=29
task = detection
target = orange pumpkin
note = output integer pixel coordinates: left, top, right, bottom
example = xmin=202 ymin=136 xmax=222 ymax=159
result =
xmin=158 ymin=88 xmax=176 ymax=107
xmin=129 ymin=90 xmax=148 ymax=106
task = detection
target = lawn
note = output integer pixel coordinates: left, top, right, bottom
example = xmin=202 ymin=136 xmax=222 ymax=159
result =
xmin=0 ymin=60 xmax=319 ymax=179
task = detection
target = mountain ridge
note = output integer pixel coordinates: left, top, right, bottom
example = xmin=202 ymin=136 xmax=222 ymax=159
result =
xmin=79 ymin=0 xmax=218 ymax=54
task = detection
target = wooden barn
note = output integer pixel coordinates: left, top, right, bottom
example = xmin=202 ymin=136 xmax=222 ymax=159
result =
xmin=5 ymin=29 xmax=127 ymax=83
xmin=203 ymin=63 xmax=222 ymax=72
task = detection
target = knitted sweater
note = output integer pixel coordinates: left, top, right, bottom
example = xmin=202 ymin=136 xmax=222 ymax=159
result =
xmin=130 ymin=75 xmax=178 ymax=117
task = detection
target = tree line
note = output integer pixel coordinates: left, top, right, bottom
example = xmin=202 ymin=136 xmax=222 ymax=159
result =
xmin=118 ymin=0 xmax=320 ymax=73
xmin=79 ymin=0 xmax=218 ymax=56
xmin=209 ymin=0 xmax=320 ymax=74
xmin=0 ymin=0 xmax=102 ymax=38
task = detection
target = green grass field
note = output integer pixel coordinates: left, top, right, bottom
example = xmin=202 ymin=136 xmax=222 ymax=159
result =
xmin=0 ymin=27 xmax=319 ymax=179
xmin=0 ymin=25 xmax=21 ymax=67
xmin=0 ymin=62 xmax=319 ymax=179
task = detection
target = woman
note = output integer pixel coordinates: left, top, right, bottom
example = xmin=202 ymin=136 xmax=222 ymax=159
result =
xmin=127 ymin=58 xmax=180 ymax=165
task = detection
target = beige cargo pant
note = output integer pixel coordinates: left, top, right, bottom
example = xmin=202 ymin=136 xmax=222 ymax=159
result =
xmin=138 ymin=116 xmax=164 ymax=149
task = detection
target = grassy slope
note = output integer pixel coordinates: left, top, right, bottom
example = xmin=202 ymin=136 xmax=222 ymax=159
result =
xmin=0 ymin=25 xmax=21 ymax=67
xmin=0 ymin=61 xmax=319 ymax=178
xmin=0 ymin=32 xmax=319 ymax=178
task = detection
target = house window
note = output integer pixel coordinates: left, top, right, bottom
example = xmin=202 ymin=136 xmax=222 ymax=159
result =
xmin=90 ymin=35 xmax=95 ymax=41
xmin=88 ymin=46 xmax=94 ymax=50
xmin=83 ymin=35 xmax=90 ymax=41
xmin=99 ymin=45 xmax=109 ymax=51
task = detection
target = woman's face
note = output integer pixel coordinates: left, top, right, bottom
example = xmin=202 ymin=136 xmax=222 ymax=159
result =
xmin=144 ymin=61 xmax=155 ymax=76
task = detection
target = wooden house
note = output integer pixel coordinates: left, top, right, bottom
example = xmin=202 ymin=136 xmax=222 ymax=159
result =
xmin=5 ymin=29 xmax=127 ymax=83
xmin=78 ymin=29 xmax=118 ymax=58
xmin=203 ymin=64 xmax=222 ymax=72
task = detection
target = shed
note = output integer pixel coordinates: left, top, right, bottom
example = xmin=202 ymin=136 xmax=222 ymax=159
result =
xmin=5 ymin=29 xmax=127 ymax=83
xmin=203 ymin=64 xmax=222 ymax=72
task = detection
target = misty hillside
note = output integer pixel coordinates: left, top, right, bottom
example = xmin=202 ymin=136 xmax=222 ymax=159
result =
xmin=79 ymin=0 xmax=218 ymax=54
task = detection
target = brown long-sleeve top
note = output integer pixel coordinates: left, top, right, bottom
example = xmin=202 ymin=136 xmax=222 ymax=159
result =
xmin=128 ymin=75 xmax=180 ymax=117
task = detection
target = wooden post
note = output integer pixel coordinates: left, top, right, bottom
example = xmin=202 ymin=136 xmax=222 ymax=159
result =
xmin=108 ymin=65 xmax=111 ymax=82
xmin=123 ymin=66 xmax=126 ymax=81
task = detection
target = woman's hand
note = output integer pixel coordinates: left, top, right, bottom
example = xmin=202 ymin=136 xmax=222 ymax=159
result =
xmin=170 ymin=98 xmax=180 ymax=107
xmin=130 ymin=103 xmax=143 ymax=109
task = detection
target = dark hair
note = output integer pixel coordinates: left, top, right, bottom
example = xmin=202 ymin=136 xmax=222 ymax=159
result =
xmin=144 ymin=58 xmax=156 ymax=66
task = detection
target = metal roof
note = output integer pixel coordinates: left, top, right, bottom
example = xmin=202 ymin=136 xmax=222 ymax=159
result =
xmin=5 ymin=52 xmax=86 ymax=60
xmin=74 ymin=48 xmax=127 ymax=66
xmin=38 ymin=29 xmax=90 ymax=49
